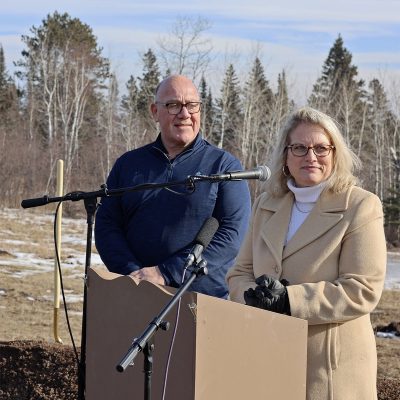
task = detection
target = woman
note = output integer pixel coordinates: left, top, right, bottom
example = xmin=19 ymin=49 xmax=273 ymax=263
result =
xmin=226 ymin=107 xmax=386 ymax=400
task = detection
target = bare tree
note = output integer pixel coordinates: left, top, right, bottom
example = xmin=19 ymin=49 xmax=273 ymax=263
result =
xmin=157 ymin=16 xmax=213 ymax=81
xmin=96 ymin=73 xmax=120 ymax=181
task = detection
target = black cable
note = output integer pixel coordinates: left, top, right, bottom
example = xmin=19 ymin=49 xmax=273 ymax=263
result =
xmin=163 ymin=176 xmax=196 ymax=196
xmin=161 ymin=251 xmax=194 ymax=399
xmin=53 ymin=200 xmax=80 ymax=367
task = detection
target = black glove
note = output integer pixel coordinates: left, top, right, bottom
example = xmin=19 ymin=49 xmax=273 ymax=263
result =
xmin=244 ymin=274 xmax=291 ymax=315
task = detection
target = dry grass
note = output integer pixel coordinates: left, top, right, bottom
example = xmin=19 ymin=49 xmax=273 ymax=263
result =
xmin=0 ymin=269 xmax=84 ymax=345
xmin=372 ymin=290 xmax=400 ymax=380
xmin=0 ymin=207 xmax=100 ymax=346
xmin=0 ymin=207 xmax=399 ymax=382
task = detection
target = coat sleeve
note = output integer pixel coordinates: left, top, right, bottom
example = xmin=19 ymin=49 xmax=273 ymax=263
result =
xmin=287 ymin=192 xmax=387 ymax=325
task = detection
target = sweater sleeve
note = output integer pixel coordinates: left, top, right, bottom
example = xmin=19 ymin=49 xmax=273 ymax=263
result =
xmin=94 ymin=159 xmax=142 ymax=275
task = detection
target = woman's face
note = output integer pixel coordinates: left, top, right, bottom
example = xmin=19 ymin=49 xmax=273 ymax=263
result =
xmin=286 ymin=123 xmax=334 ymax=187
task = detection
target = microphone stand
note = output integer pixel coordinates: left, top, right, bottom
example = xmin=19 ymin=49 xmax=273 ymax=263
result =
xmin=20 ymin=169 xmax=256 ymax=399
xmin=116 ymin=259 xmax=208 ymax=400
xmin=20 ymin=177 xmax=196 ymax=400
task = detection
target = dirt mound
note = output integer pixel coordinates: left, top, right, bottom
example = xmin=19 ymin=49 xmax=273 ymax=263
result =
xmin=0 ymin=340 xmax=399 ymax=400
xmin=377 ymin=377 xmax=400 ymax=400
xmin=0 ymin=340 xmax=78 ymax=400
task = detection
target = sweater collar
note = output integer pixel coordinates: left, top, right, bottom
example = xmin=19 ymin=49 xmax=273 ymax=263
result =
xmin=287 ymin=179 xmax=326 ymax=203
xmin=152 ymin=132 xmax=203 ymax=158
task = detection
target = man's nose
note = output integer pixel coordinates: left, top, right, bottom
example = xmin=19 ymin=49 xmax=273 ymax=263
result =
xmin=177 ymin=105 xmax=191 ymax=118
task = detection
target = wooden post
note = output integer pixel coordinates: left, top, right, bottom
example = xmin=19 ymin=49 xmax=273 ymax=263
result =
xmin=53 ymin=159 xmax=64 ymax=343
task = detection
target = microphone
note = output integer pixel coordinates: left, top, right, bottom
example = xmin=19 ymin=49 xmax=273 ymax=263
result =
xmin=185 ymin=217 xmax=219 ymax=268
xmin=195 ymin=165 xmax=271 ymax=182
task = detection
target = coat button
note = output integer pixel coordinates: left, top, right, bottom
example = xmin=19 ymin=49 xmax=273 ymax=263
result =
xmin=274 ymin=266 xmax=279 ymax=273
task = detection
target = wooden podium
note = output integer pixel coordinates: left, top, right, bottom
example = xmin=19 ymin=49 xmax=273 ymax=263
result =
xmin=85 ymin=267 xmax=307 ymax=399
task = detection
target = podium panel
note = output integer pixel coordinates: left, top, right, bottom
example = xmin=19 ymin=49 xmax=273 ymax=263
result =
xmin=85 ymin=267 xmax=307 ymax=399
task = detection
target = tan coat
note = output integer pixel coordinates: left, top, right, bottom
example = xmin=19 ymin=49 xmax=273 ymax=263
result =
xmin=227 ymin=186 xmax=386 ymax=400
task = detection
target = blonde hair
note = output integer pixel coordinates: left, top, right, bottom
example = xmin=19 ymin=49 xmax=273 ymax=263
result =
xmin=267 ymin=107 xmax=361 ymax=197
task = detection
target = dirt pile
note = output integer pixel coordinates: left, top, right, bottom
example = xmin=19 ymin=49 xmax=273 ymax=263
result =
xmin=1 ymin=339 xmax=400 ymax=400
xmin=0 ymin=341 xmax=78 ymax=400
xmin=377 ymin=377 xmax=400 ymax=400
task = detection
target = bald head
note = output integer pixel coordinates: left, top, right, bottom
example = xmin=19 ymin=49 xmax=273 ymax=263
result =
xmin=155 ymin=75 xmax=199 ymax=102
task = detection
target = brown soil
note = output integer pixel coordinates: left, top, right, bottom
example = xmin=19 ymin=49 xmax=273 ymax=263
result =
xmin=0 ymin=338 xmax=400 ymax=400
xmin=0 ymin=340 xmax=78 ymax=400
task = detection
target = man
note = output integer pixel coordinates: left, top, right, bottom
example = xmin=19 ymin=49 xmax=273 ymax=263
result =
xmin=95 ymin=75 xmax=251 ymax=298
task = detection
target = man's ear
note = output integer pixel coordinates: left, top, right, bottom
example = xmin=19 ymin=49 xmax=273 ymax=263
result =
xmin=150 ymin=103 xmax=158 ymax=122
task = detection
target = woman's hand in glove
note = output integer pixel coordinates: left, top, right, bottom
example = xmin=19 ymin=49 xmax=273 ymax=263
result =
xmin=244 ymin=274 xmax=291 ymax=315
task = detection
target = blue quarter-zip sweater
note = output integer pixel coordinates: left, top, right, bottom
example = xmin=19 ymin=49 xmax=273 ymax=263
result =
xmin=94 ymin=133 xmax=251 ymax=298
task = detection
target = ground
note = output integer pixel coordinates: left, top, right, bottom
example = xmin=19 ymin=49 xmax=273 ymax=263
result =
xmin=0 ymin=208 xmax=399 ymax=399
xmin=0 ymin=334 xmax=400 ymax=400
xmin=0 ymin=340 xmax=78 ymax=400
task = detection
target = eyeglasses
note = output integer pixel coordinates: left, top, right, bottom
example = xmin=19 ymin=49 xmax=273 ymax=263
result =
xmin=286 ymin=144 xmax=335 ymax=157
xmin=156 ymin=101 xmax=202 ymax=115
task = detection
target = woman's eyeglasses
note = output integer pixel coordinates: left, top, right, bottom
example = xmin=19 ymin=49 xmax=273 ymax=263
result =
xmin=286 ymin=144 xmax=335 ymax=157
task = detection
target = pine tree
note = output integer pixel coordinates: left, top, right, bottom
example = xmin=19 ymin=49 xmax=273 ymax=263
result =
xmin=136 ymin=49 xmax=160 ymax=138
xmin=274 ymin=70 xmax=292 ymax=130
xmin=199 ymin=75 xmax=214 ymax=141
xmin=383 ymin=149 xmax=400 ymax=243
xmin=0 ymin=45 xmax=7 ymax=98
xmin=15 ymin=11 xmax=110 ymax=188
xmin=366 ymin=78 xmax=399 ymax=198
xmin=241 ymin=57 xmax=274 ymax=169
xmin=0 ymin=45 xmax=20 ymax=130
xmin=137 ymin=49 xmax=160 ymax=114
xmin=121 ymin=75 xmax=139 ymax=114
xmin=120 ymin=75 xmax=145 ymax=150
xmin=308 ymin=35 xmax=366 ymax=146
xmin=213 ymin=64 xmax=242 ymax=155
xmin=17 ymin=11 xmax=109 ymax=141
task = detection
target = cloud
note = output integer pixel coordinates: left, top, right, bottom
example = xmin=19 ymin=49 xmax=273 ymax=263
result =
xmin=1 ymin=0 xmax=399 ymax=102
xmin=3 ymin=0 xmax=400 ymax=22
xmin=206 ymin=0 xmax=400 ymax=23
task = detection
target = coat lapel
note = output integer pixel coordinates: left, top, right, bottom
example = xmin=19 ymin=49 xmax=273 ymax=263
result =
xmin=259 ymin=188 xmax=352 ymax=263
xmin=283 ymin=189 xmax=350 ymax=259
xmin=259 ymin=192 xmax=293 ymax=268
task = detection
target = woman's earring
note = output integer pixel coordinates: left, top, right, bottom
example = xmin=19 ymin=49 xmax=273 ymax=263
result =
xmin=282 ymin=165 xmax=290 ymax=177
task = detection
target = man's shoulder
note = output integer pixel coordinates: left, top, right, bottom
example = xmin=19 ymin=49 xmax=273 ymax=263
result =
xmin=116 ymin=142 xmax=156 ymax=163
xmin=200 ymin=139 xmax=239 ymax=161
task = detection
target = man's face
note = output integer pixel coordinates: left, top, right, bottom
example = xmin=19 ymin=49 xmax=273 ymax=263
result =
xmin=151 ymin=76 xmax=201 ymax=155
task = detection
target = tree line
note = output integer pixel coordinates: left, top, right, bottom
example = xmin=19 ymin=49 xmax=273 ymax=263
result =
xmin=0 ymin=12 xmax=399 ymax=242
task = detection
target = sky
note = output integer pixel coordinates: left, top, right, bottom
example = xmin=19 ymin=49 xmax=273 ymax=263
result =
xmin=1 ymin=0 xmax=400 ymax=102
